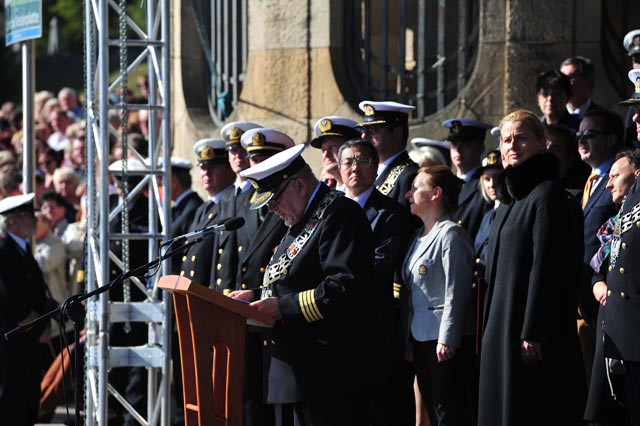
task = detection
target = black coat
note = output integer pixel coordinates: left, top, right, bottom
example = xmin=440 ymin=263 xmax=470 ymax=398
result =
xmin=453 ymin=169 xmax=492 ymax=241
xmin=375 ymin=150 xmax=419 ymax=210
xmin=258 ymin=185 xmax=375 ymax=404
xmin=0 ymin=235 xmax=49 ymax=425
xmin=478 ymin=153 xmax=585 ymax=426
xmin=168 ymin=191 xmax=203 ymax=275
xmin=604 ymin=179 xmax=640 ymax=361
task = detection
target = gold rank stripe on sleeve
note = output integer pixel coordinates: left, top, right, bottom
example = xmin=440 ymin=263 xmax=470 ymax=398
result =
xmin=298 ymin=289 xmax=324 ymax=322
xmin=393 ymin=283 xmax=402 ymax=300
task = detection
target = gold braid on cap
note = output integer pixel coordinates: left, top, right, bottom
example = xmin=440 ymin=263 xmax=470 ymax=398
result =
xmin=363 ymin=104 xmax=375 ymax=116
xmin=229 ymin=127 xmax=243 ymax=141
xmin=199 ymin=146 xmax=216 ymax=161
xmin=319 ymin=119 xmax=333 ymax=133
xmin=252 ymin=132 xmax=266 ymax=146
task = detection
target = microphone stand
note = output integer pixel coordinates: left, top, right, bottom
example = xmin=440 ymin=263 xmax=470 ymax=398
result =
xmin=4 ymin=236 xmax=206 ymax=425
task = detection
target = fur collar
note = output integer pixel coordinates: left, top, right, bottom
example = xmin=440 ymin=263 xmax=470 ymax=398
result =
xmin=498 ymin=152 xmax=559 ymax=202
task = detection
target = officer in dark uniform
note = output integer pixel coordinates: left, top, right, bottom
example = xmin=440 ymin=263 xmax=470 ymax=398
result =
xmin=337 ymin=138 xmax=413 ymax=426
xmin=0 ymin=193 xmax=49 ymax=426
xmin=443 ymin=118 xmax=493 ymax=240
xmin=164 ymin=157 xmax=203 ymax=275
xmin=222 ymin=121 xmax=263 ymax=196
xmin=357 ymin=101 xmax=419 ymax=210
xmin=230 ymin=144 xmax=374 ymax=426
xmin=225 ymin=128 xmax=293 ymax=426
xmin=309 ymin=116 xmax=360 ymax=190
xmin=180 ymin=138 xmax=235 ymax=288
xmin=604 ymin=70 xmax=640 ymax=425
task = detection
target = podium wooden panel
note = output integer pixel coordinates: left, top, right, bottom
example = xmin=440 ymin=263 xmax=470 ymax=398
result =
xmin=158 ymin=275 xmax=274 ymax=426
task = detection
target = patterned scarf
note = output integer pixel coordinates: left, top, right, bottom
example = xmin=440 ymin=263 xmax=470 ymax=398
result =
xmin=590 ymin=213 xmax=619 ymax=273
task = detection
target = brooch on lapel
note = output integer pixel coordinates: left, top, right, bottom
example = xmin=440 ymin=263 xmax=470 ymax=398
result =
xmin=418 ymin=264 xmax=428 ymax=275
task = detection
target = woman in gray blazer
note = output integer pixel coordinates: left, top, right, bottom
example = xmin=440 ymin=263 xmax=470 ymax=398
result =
xmin=402 ymin=165 xmax=475 ymax=426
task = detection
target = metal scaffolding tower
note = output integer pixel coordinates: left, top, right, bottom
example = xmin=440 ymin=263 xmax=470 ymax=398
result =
xmin=83 ymin=0 xmax=172 ymax=424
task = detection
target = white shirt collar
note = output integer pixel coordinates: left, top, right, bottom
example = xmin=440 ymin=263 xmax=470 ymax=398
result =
xmin=566 ymin=98 xmax=592 ymax=119
xmin=377 ymin=150 xmax=405 ymax=178
xmin=235 ymin=180 xmax=252 ymax=194
xmin=210 ymin=184 xmax=234 ymax=204
xmin=345 ymin=186 xmax=374 ymax=209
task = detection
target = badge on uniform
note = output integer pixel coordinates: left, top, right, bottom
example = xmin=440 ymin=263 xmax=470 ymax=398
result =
xmin=418 ymin=264 xmax=428 ymax=275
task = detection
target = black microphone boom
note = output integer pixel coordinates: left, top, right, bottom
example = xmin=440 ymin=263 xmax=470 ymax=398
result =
xmin=162 ymin=217 xmax=245 ymax=246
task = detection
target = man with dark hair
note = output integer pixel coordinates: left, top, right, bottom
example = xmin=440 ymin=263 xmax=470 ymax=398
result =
xmin=0 ymin=193 xmax=50 ymax=425
xmin=310 ymin=116 xmax=360 ymax=190
xmin=442 ymin=118 xmax=493 ymax=240
xmin=576 ymin=108 xmax=621 ymax=385
xmin=164 ymin=157 xmax=203 ymax=275
xmin=560 ymin=56 xmax=602 ymax=119
xmin=337 ymin=138 xmax=413 ymax=426
xmin=545 ymin=123 xmax=590 ymax=194
xmin=357 ymin=101 xmax=419 ymax=209
xmin=40 ymin=191 xmax=71 ymax=236
xmin=536 ymin=69 xmax=581 ymax=132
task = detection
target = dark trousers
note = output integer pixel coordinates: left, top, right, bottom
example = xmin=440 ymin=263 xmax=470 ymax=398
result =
xmin=274 ymin=397 xmax=365 ymax=426
xmin=368 ymin=358 xmax=415 ymax=426
xmin=624 ymin=361 xmax=640 ymax=426
xmin=0 ymin=352 xmax=41 ymax=426
xmin=413 ymin=335 xmax=474 ymax=426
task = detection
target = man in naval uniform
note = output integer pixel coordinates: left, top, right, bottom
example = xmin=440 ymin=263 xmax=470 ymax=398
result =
xmin=604 ymin=69 xmax=640 ymax=425
xmin=0 ymin=193 xmax=49 ymax=425
xmin=337 ymin=138 xmax=413 ymax=425
xmin=179 ymin=138 xmax=235 ymax=288
xmin=357 ymin=101 xmax=419 ymax=210
xmin=309 ymin=116 xmax=360 ymax=190
xmin=442 ymin=118 xmax=493 ymax=240
xmin=223 ymin=128 xmax=294 ymax=426
xmin=164 ymin=157 xmax=203 ymax=275
xmin=230 ymin=144 xmax=374 ymax=426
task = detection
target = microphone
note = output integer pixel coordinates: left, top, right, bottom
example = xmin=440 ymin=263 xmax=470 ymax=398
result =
xmin=162 ymin=217 xmax=245 ymax=246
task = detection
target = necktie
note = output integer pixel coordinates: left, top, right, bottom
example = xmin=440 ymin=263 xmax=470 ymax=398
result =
xmin=582 ymin=173 xmax=599 ymax=209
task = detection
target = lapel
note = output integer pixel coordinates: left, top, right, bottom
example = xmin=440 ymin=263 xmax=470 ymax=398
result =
xmin=407 ymin=219 xmax=446 ymax=273
xmin=583 ymin=175 xmax=609 ymax=216
xmin=458 ymin=171 xmax=480 ymax=205
xmin=375 ymin=151 xmax=409 ymax=187
xmin=242 ymin=213 xmax=283 ymax=261
xmin=363 ymin=189 xmax=383 ymax=226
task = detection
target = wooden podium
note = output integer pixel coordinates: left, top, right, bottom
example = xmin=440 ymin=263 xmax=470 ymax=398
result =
xmin=158 ymin=275 xmax=275 ymax=426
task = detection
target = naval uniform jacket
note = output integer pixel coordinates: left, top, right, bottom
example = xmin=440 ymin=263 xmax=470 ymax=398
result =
xmin=168 ymin=191 xmax=203 ymax=275
xmin=478 ymin=153 xmax=584 ymax=426
xmin=232 ymin=189 xmax=287 ymax=292
xmin=362 ymin=188 xmax=412 ymax=359
xmin=257 ymin=184 xmax=375 ymax=404
xmin=180 ymin=188 xmax=234 ymax=287
xmin=604 ymin=179 xmax=640 ymax=361
xmin=375 ymin=150 xmax=419 ymax=210
xmin=0 ymin=234 xmax=49 ymax=425
xmin=453 ymin=168 xmax=492 ymax=241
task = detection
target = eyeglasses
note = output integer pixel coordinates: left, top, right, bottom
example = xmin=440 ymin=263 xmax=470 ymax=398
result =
xmin=341 ymin=156 xmax=374 ymax=168
xmin=576 ymin=129 xmax=608 ymax=139
xmin=267 ymin=178 xmax=295 ymax=208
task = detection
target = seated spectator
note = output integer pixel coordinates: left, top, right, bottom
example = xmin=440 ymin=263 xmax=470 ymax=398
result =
xmin=62 ymin=196 xmax=87 ymax=296
xmin=57 ymin=87 xmax=85 ymax=122
xmin=0 ymin=169 xmax=22 ymax=200
xmin=46 ymin=106 xmax=72 ymax=152
xmin=40 ymin=191 xmax=72 ymax=236
xmin=38 ymin=148 xmax=63 ymax=191
xmin=0 ymin=118 xmax=13 ymax=152
xmin=536 ymin=69 xmax=581 ymax=133
xmin=53 ymin=167 xmax=82 ymax=214
xmin=545 ymin=123 xmax=590 ymax=194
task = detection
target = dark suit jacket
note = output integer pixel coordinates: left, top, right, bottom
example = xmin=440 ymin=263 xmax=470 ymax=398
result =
xmin=581 ymin=168 xmax=617 ymax=319
xmin=168 ymin=191 xmax=203 ymax=274
xmin=375 ymin=150 xmax=419 ymax=210
xmin=453 ymin=170 xmax=492 ymax=241
xmin=362 ymin=189 xmax=412 ymax=358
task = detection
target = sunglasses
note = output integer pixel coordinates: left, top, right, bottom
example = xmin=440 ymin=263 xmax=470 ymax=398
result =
xmin=576 ymin=129 xmax=608 ymax=139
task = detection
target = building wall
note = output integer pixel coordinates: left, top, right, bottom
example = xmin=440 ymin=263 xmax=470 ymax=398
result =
xmin=171 ymin=0 xmax=635 ymax=187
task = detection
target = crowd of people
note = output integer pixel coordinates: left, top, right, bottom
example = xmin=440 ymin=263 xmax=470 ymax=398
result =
xmin=1 ymin=33 xmax=640 ymax=426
